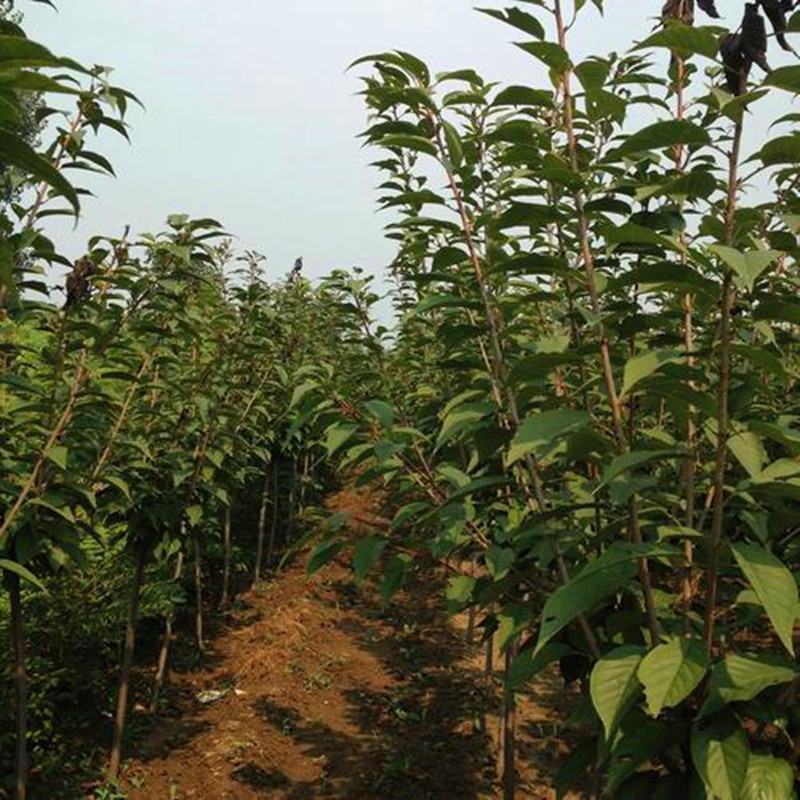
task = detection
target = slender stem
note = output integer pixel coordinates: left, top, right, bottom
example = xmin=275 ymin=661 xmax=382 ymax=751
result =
xmin=254 ymin=467 xmax=271 ymax=582
xmin=7 ymin=571 xmax=28 ymax=800
xmin=150 ymin=550 xmax=184 ymax=713
xmin=109 ymin=543 xmax=147 ymax=778
xmin=220 ymin=506 xmax=232 ymax=609
xmin=553 ymin=0 xmax=660 ymax=646
xmin=193 ymin=534 xmax=205 ymax=654
xmin=704 ymin=111 xmax=744 ymax=653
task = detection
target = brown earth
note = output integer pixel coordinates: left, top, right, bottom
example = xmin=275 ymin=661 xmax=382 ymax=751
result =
xmin=119 ymin=487 xmax=575 ymax=800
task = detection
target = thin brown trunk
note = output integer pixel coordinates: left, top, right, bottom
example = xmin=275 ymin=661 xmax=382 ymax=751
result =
xmin=553 ymin=0 xmax=660 ymax=647
xmin=286 ymin=458 xmax=297 ymax=544
xmin=501 ymin=643 xmax=518 ymax=800
xmin=108 ymin=544 xmax=147 ymax=778
xmin=266 ymin=459 xmax=280 ymax=567
xmin=7 ymin=572 xmax=28 ymax=800
xmin=149 ymin=550 xmax=184 ymax=713
xmin=466 ymin=606 xmax=477 ymax=645
xmin=254 ymin=468 xmax=270 ymax=582
xmin=193 ymin=535 xmax=205 ymax=654
xmin=220 ymin=506 xmax=232 ymax=609
xmin=703 ymin=105 xmax=745 ymax=654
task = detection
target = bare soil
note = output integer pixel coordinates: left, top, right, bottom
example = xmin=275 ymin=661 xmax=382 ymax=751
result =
xmin=120 ymin=486 xmax=574 ymax=799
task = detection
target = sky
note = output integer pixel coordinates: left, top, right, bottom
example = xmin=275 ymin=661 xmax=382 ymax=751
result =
xmin=22 ymin=1 xmax=800 ymax=292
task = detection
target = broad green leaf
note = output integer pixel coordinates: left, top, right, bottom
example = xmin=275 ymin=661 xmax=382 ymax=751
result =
xmin=731 ymin=543 xmax=797 ymax=656
xmin=600 ymin=449 xmax=688 ymax=488
xmin=636 ymin=23 xmax=720 ymax=60
xmin=506 ymin=409 xmax=590 ymax=465
xmin=364 ymin=399 xmax=394 ymax=428
xmin=536 ymin=542 xmax=679 ymax=653
xmin=186 ymin=505 xmax=203 ymax=528
xmin=478 ymin=7 xmax=545 ymax=39
xmin=728 ymin=430 xmax=768 ymax=479
xmin=516 ymin=41 xmax=572 ymax=73
xmin=638 ymin=637 xmax=708 ymax=717
xmin=709 ymin=245 xmax=780 ymax=292
xmin=446 ymin=575 xmax=475 ymax=612
xmin=691 ymin=714 xmax=750 ymax=800
xmin=0 ymin=559 xmax=46 ymax=591
xmin=742 ymin=755 xmax=796 ymax=800
xmin=765 ymin=65 xmax=800 ymax=93
xmin=353 ymin=536 xmax=387 ymax=582
xmin=0 ymin=129 xmax=79 ymax=214
xmin=612 ymin=120 xmax=710 ymax=158
xmin=436 ymin=402 xmax=493 ymax=450
xmin=46 ymin=445 xmax=68 ymax=470
xmin=700 ymin=653 xmax=798 ymax=718
xmin=325 ymin=423 xmax=358 ymax=457
xmin=308 ymin=539 xmax=343 ymax=575
xmin=378 ymin=134 xmax=437 ymax=158
xmin=589 ymin=645 xmax=644 ymax=740
xmin=486 ymin=545 xmax=515 ymax=580
xmin=760 ymin=135 xmax=800 ymax=167
xmin=621 ymin=349 xmax=684 ymax=397
xmin=497 ymin=603 xmax=531 ymax=651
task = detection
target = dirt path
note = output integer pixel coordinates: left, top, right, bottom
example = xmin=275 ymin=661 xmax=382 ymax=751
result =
xmin=122 ymin=488 xmax=570 ymax=799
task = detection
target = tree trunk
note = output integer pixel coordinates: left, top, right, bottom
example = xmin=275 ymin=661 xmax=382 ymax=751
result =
xmin=193 ymin=534 xmax=205 ymax=654
xmin=298 ymin=451 xmax=311 ymax=512
xmin=254 ymin=468 xmax=270 ymax=582
xmin=7 ymin=571 xmax=28 ymax=800
xmin=108 ymin=543 xmax=147 ymax=779
xmin=466 ymin=606 xmax=477 ymax=645
xmin=266 ymin=459 xmax=280 ymax=567
xmin=149 ymin=550 xmax=184 ymax=713
xmin=220 ymin=506 xmax=232 ymax=609
xmin=501 ymin=644 xmax=518 ymax=800
xmin=285 ymin=457 xmax=297 ymax=545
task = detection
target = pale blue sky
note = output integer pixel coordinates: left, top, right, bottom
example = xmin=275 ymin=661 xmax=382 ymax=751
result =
xmin=24 ymin=1 xmax=798 ymax=287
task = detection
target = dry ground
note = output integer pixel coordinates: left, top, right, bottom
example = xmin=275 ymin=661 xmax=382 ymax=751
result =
xmin=120 ymin=487 xmax=576 ymax=799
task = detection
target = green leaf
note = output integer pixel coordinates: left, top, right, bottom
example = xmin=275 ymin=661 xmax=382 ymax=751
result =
xmin=446 ymin=575 xmax=475 ymax=612
xmin=506 ymin=409 xmax=590 ymax=466
xmin=515 ymin=41 xmax=572 ymax=73
xmin=352 ymin=536 xmax=387 ymax=582
xmin=378 ymin=134 xmax=438 ymax=158
xmin=636 ymin=23 xmax=720 ymax=60
xmin=536 ymin=542 xmax=679 ymax=653
xmin=589 ymin=645 xmax=644 ymax=740
xmin=731 ymin=543 xmax=797 ymax=656
xmin=0 ymin=559 xmax=46 ymax=591
xmin=364 ymin=399 xmax=395 ymax=428
xmin=436 ymin=402 xmax=493 ymax=450
xmin=600 ymin=449 xmax=688 ymax=488
xmin=700 ymin=653 xmax=798 ymax=718
xmin=486 ymin=545 xmax=515 ymax=580
xmin=308 ymin=539 xmax=343 ymax=575
xmin=621 ymin=349 xmax=684 ymax=397
xmin=709 ymin=245 xmax=780 ymax=292
xmin=0 ymin=129 xmax=79 ymax=214
xmin=691 ymin=714 xmax=750 ymax=800
xmin=612 ymin=120 xmax=710 ymax=158
xmin=765 ymin=65 xmax=800 ymax=93
xmin=478 ymin=7 xmax=545 ymax=39
xmin=638 ymin=637 xmax=708 ymax=717
xmin=46 ymin=445 xmax=68 ymax=470
xmin=325 ymin=423 xmax=358 ymax=457
xmin=185 ymin=505 xmax=203 ymax=528
xmin=728 ymin=430 xmax=767 ymax=479
xmin=759 ymin=135 xmax=800 ymax=167
xmin=742 ymin=754 xmax=795 ymax=800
